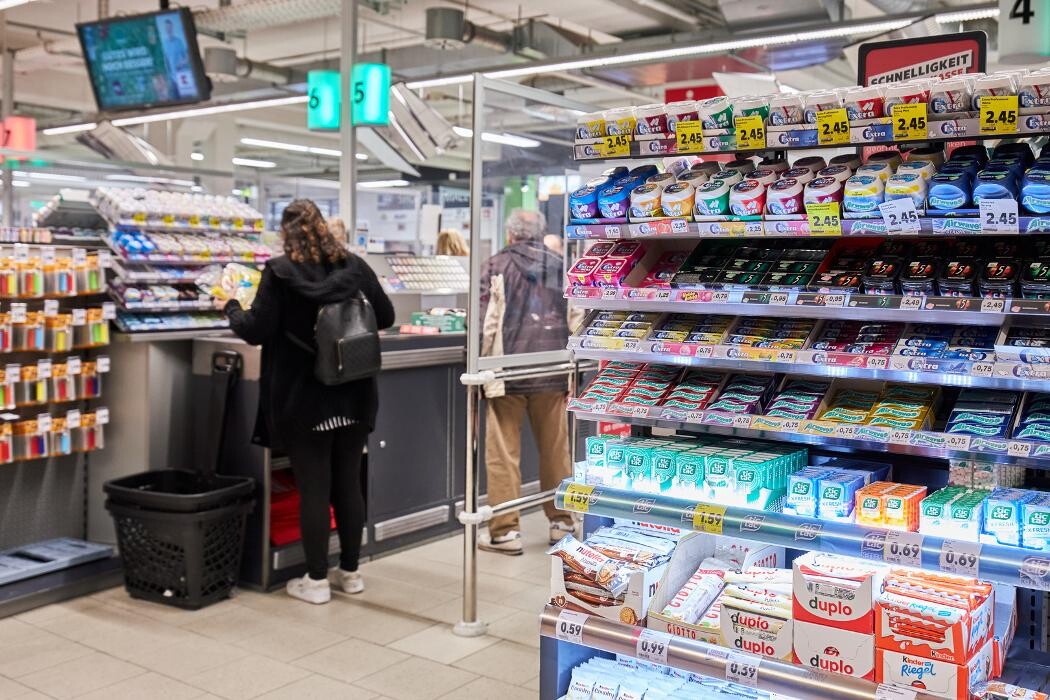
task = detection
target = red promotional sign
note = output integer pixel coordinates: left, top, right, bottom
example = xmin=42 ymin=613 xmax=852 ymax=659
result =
xmin=664 ymin=85 xmax=722 ymax=104
xmin=857 ymin=31 xmax=986 ymax=86
xmin=1 ymin=116 xmax=36 ymax=152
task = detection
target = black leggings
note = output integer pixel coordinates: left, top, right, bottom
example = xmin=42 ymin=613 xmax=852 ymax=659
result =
xmin=285 ymin=424 xmax=368 ymax=580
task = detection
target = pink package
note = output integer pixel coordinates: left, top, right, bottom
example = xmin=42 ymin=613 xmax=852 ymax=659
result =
xmin=607 ymin=240 xmax=646 ymax=263
xmin=567 ymin=257 xmax=601 ymax=286
xmin=586 ymin=241 xmax=617 ymax=258
xmin=593 ymin=257 xmax=637 ymax=287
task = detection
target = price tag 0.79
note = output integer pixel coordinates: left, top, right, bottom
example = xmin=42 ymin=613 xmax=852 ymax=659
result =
xmin=635 ymin=628 xmax=671 ymax=665
xmin=555 ymin=610 xmax=588 ymax=645
xmin=940 ymin=539 xmax=981 ymax=577
xmin=879 ymin=199 xmax=921 ymax=233
xmin=806 ymin=202 xmax=843 ymax=236
xmin=979 ymin=95 xmax=1019 ymax=135
xmin=816 ymin=108 xmax=850 ymax=146
xmin=725 ymin=651 xmax=761 ymax=687
xmin=734 ymin=115 xmax=764 ymax=150
xmin=676 ymin=121 xmax=705 ymax=154
xmin=980 ymin=199 xmax=1020 ymax=233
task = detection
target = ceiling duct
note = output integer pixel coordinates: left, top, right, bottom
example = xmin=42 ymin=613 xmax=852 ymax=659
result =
xmin=194 ymin=0 xmax=342 ymax=33
xmin=513 ymin=20 xmax=598 ymax=61
xmin=203 ymin=47 xmax=294 ymax=84
xmin=717 ymin=0 xmax=836 ymax=29
xmin=424 ymin=7 xmax=511 ymax=52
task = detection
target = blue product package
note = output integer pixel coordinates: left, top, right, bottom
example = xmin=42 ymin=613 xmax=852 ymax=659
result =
xmin=993 ymin=141 xmax=1035 ymax=166
xmin=784 ymin=467 xmax=836 ymax=517
xmin=988 ymin=157 xmax=1026 ymax=178
xmin=1023 ymin=171 xmax=1050 ymax=214
xmin=928 ymin=171 xmax=971 ymax=210
xmin=958 ymin=389 xmax=1019 ymax=405
xmin=973 ymin=169 xmax=1019 ymax=204
xmin=1022 ymin=494 xmax=1050 ymax=551
xmin=817 ymin=470 xmax=867 ymax=520
xmin=952 ymin=144 xmax=989 ymax=164
xmin=985 ymin=487 xmax=1040 ymax=547
xmin=942 ymin=160 xmax=981 ymax=178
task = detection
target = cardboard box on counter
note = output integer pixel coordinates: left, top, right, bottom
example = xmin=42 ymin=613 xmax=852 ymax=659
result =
xmin=875 ymin=638 xmax=994 ymax=700
xmin=792 ymin=619 xmax=874 ymax=680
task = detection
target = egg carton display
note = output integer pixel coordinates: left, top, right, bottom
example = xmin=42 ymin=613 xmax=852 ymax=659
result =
xmin=106 ymin=229 xmax=273 ymax=265
xmin=92 ymin=188 xmax=265 ymax=233
xmin=574 ymin=68 xmax=1050 ymax=158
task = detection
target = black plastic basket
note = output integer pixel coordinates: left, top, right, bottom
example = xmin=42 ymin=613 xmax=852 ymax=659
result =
xmin=106 ymin=497 xmax=253 ymax=609
xmin=104 ymin=351 xmax=256 ymax=609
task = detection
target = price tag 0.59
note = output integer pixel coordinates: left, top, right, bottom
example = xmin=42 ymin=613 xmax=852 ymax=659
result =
xmin=816 ymin=108 xmax=850 ymax=146
xmin=891 ymin=103 xmax=928 ymax=141
xmin=734 ymin=115 xmax=765 ymax=150
xmin=980 ymin=199 xmax=1020 ymax=233
xmin=563 ymin=483 xmax=596 ymax=513
xmin=806 ymin=202 xmax=843 ymax=236
xmin=555 ymin=610 xmax=587 ymax=645
xmin=598 ymin=134 xmax=631 ymax=159
xmin=676 ymin=121 xmax=705 ymax=154
xmin=980 ymin=95 xmax=1019 ymax=136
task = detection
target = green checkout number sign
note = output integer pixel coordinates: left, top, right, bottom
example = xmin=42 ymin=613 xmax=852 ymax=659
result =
xmin=307 ymin=64 xmax=391 ymax=130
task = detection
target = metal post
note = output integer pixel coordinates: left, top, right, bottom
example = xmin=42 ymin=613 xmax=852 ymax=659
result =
xmin=1 ymin=16 xmax=11 ymax=227
xmin=338 ymin=0 xmax=357 ymax=229
xmin=453 ymin=73 xmax=488 ymax=638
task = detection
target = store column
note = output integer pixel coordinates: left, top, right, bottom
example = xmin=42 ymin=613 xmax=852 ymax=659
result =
xmin=339 ymin=0 xmax=357 ymax=227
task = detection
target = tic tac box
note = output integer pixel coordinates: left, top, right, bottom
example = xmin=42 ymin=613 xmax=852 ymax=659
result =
xmin=875 ymin=638 xmax=994 ymax=700
xmin=792 ymin=619 xmax=874 ymax=680
xmin=793 ymin=551 xmax=886 ymax=633
xmin=874 ymin=588 xmax=995 ymax=665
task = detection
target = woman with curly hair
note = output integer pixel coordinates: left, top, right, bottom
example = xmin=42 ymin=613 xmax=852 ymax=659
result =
xmin=225 ymin=199 xmax=394 ymax=604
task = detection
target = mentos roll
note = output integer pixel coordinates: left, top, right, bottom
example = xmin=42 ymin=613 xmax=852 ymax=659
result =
xmin=829 ymin=153 xmax=862 ymax=171
xmin=973 ymin=169 xmax=1019 ymax=204
xmin=927 ymin=171 xmax=971 ymax=211
xmin=766 ymin=178 xmax=804 ymax=215
xmin=843 ymin=85 xmax=885 ymax=121
xmin=794 ymin=156 xmax=827 ymax=174
xmin=698 ymin=96 xmax=734 ymax=130
xmin=569 ymin=185 xmax=600 ymax=219
xmin=694 ymin=180 xmax=732 ymax=216
xmin=803 ymin=91 xmax=841 ymax=124
xmin=843 ymin=175 xmax=885 ymax=213
xmin=768 ymin=93 xmax=804 ymax=126
xmin=885 ymin=173 xmax=928 ymax=208
xmin=729 ymin=180 xmax=767 ymax=216
xmin=896 ymin=160 xmax=936 ymax=182
xmin=929 ymin=77 xmax=971 ymax=114
xmin=804 ymin=176 xmax=844 ymax=205
xmin=816 ymin=165 xmax=853 ymax=184
xmin=782 ymin=166 xmax=816 ymax=185
xmin=1023 ymin=171 xmax=1050 ymax=214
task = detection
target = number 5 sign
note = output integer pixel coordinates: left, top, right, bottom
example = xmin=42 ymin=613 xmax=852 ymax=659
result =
xmin=351 ymin=63 xmax=391 ymax=126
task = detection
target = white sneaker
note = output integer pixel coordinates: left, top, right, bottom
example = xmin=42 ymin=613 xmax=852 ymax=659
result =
xmin=330 ymin=568 xmax=365 ymax=594
xmin=549 ymin=520 xmax=578 ymax=545
xmin=479 ymin=530 xmax=524 ymax=555
xmin=286 ymin=574 xmax=331 ymax=605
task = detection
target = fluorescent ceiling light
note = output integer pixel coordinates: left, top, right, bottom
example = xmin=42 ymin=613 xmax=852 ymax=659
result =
xmin=935 ymin=8 xmax=999 ymax=22
xmin=190 ymin=151 xmax=205 ymax=161
xmin=0 ymin=0 xmax=38 ymax=10
xmin=11 ymin=180 xmax=29 ymax=188
xmin=239 ymin=137 xmax=368 ymax=160
xmin=452 ymin=126 xmax=541 ymax=148
xmin=13 ymin=171 xmax=87 ymax=183
xmin=356 ymin=153 xmax=369 ymax=160
xmin=232 ymin=157 xmax=276 ymax=169
xmin=105 ymin=174 xmax=196 ymax=187
xmin=41 ymin=122 xmax=97 ymax=136
xmin=358 ymin=179 xmax=410 ymax=188
xmin=190 ymin=185 xmax=203 ymax=192
xmin=407 ymin=17 xmax=918 ymax=89
xmin=110 ymin=95 xmax=308 ymax=128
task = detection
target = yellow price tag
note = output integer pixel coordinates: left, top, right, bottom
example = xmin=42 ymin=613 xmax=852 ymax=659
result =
xmin=598 ymin=134 xmax=631 ymax=158
xmin=563 ymin=483 xmax=596 ymax=513
xmin=132 ymin=212 xmax=146 ymax=224
xmin=188 ymin=215 xmax=201 ymax=227
xmin=816 ymin=108 xmax=850 ymax=146
xmin=734 ymin=115 xmax=765 ymax=150
xmin=675 ymin=121 xmax=705 ymax=154
xmin=692 ymin=503 xmax=727 ymax=534
xmin=162 ymin=214 xmax=175 ymax=225
xmin=209 ymin=216 xmax=222 ymax=229
xmin=806 ymin=202 xmax=842 ymax=236
xmin=980 ymin=95 xmax=1019 ymax=135
xmin=891 ymin=103 xmax=928 ymax=141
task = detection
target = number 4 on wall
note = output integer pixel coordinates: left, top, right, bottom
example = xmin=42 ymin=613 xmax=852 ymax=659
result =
xmin=1010 ymin=0 xmax=1035 ymax=23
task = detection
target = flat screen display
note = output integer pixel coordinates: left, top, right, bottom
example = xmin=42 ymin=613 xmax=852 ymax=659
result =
xmin=77 ymin=8 xmax=211 ymax=112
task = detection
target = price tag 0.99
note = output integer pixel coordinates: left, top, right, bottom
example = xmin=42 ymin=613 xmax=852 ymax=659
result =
xmin=676 ymin=121 xmax=705 ymax=154
xmin=879 ymin=199 xmax=921 ymax=233
xmin=734 ymin=115 xmax=764 ymax=150
xmin=725 ymin=651 xmax=761 ymax=687
xmin=635 ymin=628 xmax=671 ymax=665
xmin=980 ymin=95 xmax=1019 ymax=135
xmin=806 ymin=202 xmax=843 ymax=236
xmin=816 ymin=108 xmax=850 ymax=146
xmin=891 ymin=103 xmax=928 ymax=141
xmin=980 ymin=199 xmax=1020 ymax=233
xmin=555 ymin=609 xmax=588 ymax=645
xmin=563 ymin=483 xmax=596 ymax=513
xmin=940 ymin=539 xmax=981 ymax=577
xmin=883 ymin=530 xmax=924 ymax=568
xmin=598 ymin=134 xmax=631 ymax=159
xmin=692 ymin=503 xmax=727 ymax=535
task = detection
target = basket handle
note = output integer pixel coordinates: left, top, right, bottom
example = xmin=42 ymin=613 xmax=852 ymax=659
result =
xmin=203 ymin=351 xmax=243 ymax=478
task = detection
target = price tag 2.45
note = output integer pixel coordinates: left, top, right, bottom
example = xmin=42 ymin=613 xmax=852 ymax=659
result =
xmin=891 ymin=103 xmax=927 ymax=141
xmin=980 ymin=199 xmax=1020 ymax=233
xmin=816 ymin=108 xmax=850 ymax=146
xmin=879 ymin=199 xmax=921 ymax=233
xmin=806 ymin=202 xmax=842 ymax=236
xmin=734 ymin=115 xmax=764 ymax=150
xmin=676 ymin=121 xmax=704 ymax=154
xmin=725 ymin=651 xmax=761 ymax=687
xmin=979 ymin=95 xmax=1019 ymax=135
xmin=555 ymin=609 xmax=587 ymax=645
xmin=940 ymin=539 xmax=981 ymax=577
xmin=598 ymin=134 xmax=630 ymax=159
xmin=635 ymin=628 xmax=670 ymax=665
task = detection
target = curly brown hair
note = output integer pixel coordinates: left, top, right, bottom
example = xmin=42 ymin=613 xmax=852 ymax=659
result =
xmin=281 ymin=199 xmax=348 ymax=265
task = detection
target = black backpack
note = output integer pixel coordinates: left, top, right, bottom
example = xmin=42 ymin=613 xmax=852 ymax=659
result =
xmin=288 ymin=292 xmax=381 ymax=385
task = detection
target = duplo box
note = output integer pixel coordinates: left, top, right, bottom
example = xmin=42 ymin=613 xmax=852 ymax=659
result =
xmin=793 ymin=551 xmax=886 ymax=633
xmin=875 ymin=637 xmax=994 ymax=700
xmin=719 ymin=595 xmax=793 ymax=661
xmin=792 ymin=619 xmax=874 ymax=680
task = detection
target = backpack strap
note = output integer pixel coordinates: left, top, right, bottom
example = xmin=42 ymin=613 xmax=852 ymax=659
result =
xmin=284 ymin=330 xmax=316 ymax=355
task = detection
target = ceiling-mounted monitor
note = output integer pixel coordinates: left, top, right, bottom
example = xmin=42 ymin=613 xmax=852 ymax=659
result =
xmin=77 ymin=8 xmax=211 ymax=112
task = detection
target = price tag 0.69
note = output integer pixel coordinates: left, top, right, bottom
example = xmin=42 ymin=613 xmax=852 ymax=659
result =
xmin=635 ymin=628 xmax=671 ymax=665
xmin=891 ymin=103 xmax=928 ymax=141
xmin=980 ymin=199 xmax=1020 ymax=233
xmin=979 ymin=95 xmax=1019 ymax=135
xmin=883 ymin=530 xmax=924 ymax=568
xmin=879 ymin=199 xmax=921 ymax=233
xmin=555 ymin=610 xmax=588 ymax=645
xmin=676 ymin=121 xmax=705 ymax=154
xmin=734 ymin=115 xmax=764 ymax=150
xmin=816 ymin=108 xmax=850 ymax=146
xmin=806 ymin=202 xmax=843 ymax=236
xmin=725 ymin=651 xmax=761 ymax=687
xmin=940 ymin=539 xmax=981 ymax=577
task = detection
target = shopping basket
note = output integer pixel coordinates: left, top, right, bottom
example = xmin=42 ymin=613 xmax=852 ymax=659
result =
xmin=104 ymin=350 xmax=256 ymax=609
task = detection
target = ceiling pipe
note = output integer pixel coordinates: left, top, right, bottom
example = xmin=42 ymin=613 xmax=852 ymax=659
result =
xmin=424 ymin=7 xmax=512 ymax=52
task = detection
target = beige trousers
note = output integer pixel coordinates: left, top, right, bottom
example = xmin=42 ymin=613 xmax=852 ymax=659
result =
xmin=485 ymin=391 xmax=574 ymax=537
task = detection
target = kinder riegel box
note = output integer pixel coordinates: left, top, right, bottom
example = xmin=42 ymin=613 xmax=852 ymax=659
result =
xmin=874 ymin=589 xmax=994 ymax=665
xmin=792 ymin=619 xmax=874 ymax=680
xmin=792 ymin=551 xmax=886 ymax=633
xmin=991 ymin=585 xmax=1017 ymax=678
xmin=875 ymin=638 xmax=994 ymax=700
xmin=719 ymin=591 xmax=793 ymax=661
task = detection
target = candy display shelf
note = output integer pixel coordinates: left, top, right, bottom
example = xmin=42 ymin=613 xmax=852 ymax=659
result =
xmin=109 ymin=259 xmax=211 ymax=285
xmin=568 ymin=216 xmax=1050 ymax=240
xmin=112 ymin=298 xmax=215 ymax=313
xmin=571 ymin=406 xmax=1050 ymax=469
xmin=553 ymin=480 xmax=1050 ymax=591
xmin=102 ymin=234 xmax=266 ymax=266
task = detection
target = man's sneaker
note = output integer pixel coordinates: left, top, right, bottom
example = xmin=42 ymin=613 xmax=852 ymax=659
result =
xmin=330 ymin=568 xmax=365 ymax=594
xmin=286 ymin=574 xmax=331 ymax=605
xmin=549 ymin=520 xmax=578 ymax=545
xmin=479 ymin=530 xmax=524 ymax=555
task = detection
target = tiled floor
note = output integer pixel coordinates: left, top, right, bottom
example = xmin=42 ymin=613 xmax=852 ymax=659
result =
xmin=0 ymin=512 xmax=554 ymax=699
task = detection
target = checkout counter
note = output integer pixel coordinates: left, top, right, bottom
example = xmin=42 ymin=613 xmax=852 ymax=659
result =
xmin=88 ymin=254 xmax=543 ymax=589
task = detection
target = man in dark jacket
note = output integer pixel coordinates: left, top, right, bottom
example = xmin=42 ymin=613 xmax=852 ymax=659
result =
xmin=478 ymin=209 xmax=576 ymax=555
